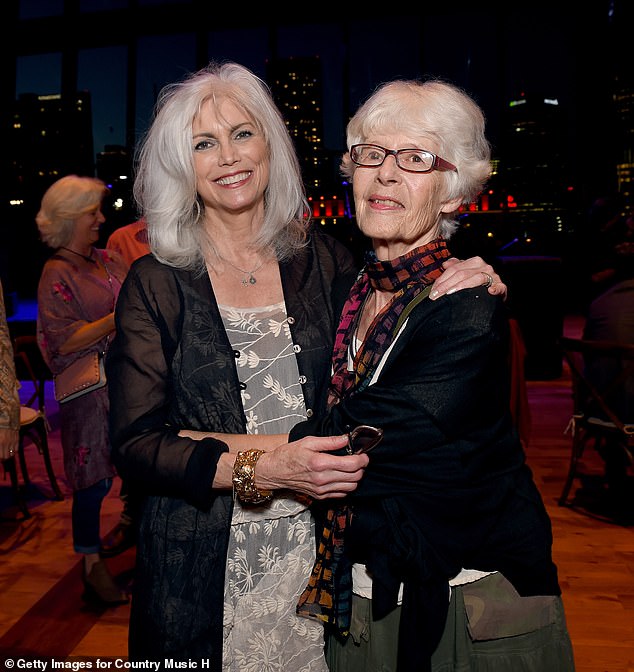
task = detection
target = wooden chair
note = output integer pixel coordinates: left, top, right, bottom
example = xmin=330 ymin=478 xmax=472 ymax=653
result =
xmin=13 ymin=335 xmax=64 ymax=502
xmin=558 ymin=336 xmax=634 ymax=507
xmin=13 ymin=335 xmax=49 ymax=414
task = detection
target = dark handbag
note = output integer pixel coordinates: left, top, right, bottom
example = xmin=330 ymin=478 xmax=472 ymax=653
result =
xmin=54 ymin=351 xmax=106 ymax=403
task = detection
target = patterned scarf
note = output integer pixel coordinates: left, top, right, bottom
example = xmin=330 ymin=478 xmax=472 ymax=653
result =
xmin=297 ymin=238 xmax=451 ymax=634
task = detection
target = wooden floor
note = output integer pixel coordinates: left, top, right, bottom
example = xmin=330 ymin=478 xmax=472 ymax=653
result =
xmin=1 ymin=316 xmax=633 ymax=670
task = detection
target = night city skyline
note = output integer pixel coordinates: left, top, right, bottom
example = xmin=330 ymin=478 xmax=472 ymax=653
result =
xmin=2 ymin=1 xmax=633 ymax=309
xmin=6 ymin=3 xmax=630 ymax=174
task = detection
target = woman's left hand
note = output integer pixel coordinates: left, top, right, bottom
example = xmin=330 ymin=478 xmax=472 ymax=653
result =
xmin=429 ymin=256 xmax=507 ymax=300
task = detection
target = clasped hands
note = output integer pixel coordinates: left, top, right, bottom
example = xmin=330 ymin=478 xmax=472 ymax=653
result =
xmin=179 ymin=429 xmax=368 ymax=499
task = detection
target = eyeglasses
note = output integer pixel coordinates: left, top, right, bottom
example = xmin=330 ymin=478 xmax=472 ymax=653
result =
xmin=350 ymin=143 xmax=457 ymax=174
xmin=346 ymin=424 xmax=384 ymax=454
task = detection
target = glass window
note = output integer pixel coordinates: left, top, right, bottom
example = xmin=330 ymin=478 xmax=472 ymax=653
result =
xmin=78 ymin=46 xmax=127 ymax=155
xmin=80 ymin=0 xmax=128 ymax=10
xmin=16 ymin=53 xmax=62 ymax=96
xmin=19 ymin=0 xmax=63 ymax=19
xmin=136 ymin=34 xmax=196 ymax=142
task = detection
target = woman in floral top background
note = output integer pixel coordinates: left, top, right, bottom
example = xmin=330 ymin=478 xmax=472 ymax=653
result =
xmin=35 ymin=174 xmax=129 ymax=606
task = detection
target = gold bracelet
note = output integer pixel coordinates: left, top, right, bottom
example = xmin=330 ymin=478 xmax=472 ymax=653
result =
xmin=232 ymin=449 xmax=274 ymax=505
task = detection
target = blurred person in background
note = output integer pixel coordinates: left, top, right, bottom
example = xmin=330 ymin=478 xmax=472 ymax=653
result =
xmin=98 ymin=217 xmax=151 ymax=559
xmin=36 ymin=175 xmax=129 ymax=606
xmin=582 ymin=237 xmax=634 ymax=522
xmin=106 ymin=217 xmax=150 ymax=266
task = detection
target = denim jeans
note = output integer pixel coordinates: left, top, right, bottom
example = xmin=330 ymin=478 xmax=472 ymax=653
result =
xmin=72 ymin=477 xmax=112 ymax=554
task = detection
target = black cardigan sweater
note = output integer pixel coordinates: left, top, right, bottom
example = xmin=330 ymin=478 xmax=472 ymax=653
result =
xmin=107 ymin=231 xmax=357 ymax=667
xmin=290 ymin=285 xmax=561 ymax=670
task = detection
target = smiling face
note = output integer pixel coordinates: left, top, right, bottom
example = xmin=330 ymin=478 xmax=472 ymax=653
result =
xmin=69 ymin=204 xmax=105 ymax=250
xmin=192 ymin=97 xmax=270 ymax=220
xmin=352 ymin=133 xmax=462 ymax=260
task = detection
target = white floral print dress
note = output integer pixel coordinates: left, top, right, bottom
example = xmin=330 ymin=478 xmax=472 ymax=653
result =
xmin=220 ymin=301 xmax=328 ymax=672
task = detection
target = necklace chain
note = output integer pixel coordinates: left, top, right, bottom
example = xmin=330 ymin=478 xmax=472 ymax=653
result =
xmin=218 ymin=255 xmax=266 ymax=286
xmin=59 ymin=246 xmax=97 ymax=265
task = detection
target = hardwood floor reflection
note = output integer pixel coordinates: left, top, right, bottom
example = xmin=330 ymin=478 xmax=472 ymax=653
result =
xmin=1 ymin=323 xmax=633 ymax=670
xmin=0 ymin=386 xmax=131 ymax=659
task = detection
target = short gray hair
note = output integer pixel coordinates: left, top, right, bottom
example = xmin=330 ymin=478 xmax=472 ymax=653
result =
xmin=341 ymin=79 xmax=491 ymax=239
xmin=35 ymin=175 xmax=108 ymax=249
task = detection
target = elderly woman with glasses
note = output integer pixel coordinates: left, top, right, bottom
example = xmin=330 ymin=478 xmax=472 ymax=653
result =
xmin=287 ymin=79 xmax=576 ymax=671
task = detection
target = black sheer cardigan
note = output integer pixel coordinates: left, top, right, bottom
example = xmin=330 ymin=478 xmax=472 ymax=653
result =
xmin=106 ymin=230 xmax=357 ymax=666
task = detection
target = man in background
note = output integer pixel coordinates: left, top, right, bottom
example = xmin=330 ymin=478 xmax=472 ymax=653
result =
xmin=582 ymin=237 xmax=634 ymax=522
xmin=106 ymin=217 xmax=149 ymax=266
xmin=100 ymin=218 xmax=150 ymax=557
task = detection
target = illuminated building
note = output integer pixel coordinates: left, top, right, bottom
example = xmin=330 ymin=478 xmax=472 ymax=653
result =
xmin=267 ymin=55 xmax=362 ymax=255
xmin=3 ymin=91 xmax=95 ymax=298
xmin=9 ymin=91 xmax=94 ymax=202
xmin=612 ymin=45 xmax=633 ymax=212
xmin=266 ymin=56 xmax=328 ymax=193
xmin=500 ymin=93 xmax=569 ymax=212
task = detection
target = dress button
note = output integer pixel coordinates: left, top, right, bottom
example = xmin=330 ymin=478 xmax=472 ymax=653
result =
xmin=239 ymin=382 xmax=247 ymax=390
xmin=287 ymin=316 xmax=295 ymax=324
xmin=233 ymin=350 xmax=240 ymax=358
xmin=298 ymin=375 xmax=307 ymax=384
xmin=293 ymin=344 xmax=301 ymax=353
xmin=306 ymin=408 xmax=313 ymax=418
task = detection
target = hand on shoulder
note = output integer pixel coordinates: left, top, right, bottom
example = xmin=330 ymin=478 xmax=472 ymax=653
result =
xmin=430 ymin=257 xmax=507 ymax=300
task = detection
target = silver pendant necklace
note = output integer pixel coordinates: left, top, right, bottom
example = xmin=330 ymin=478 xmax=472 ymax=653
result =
xmin=220 ymin=256 xmax=265 ymax=286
